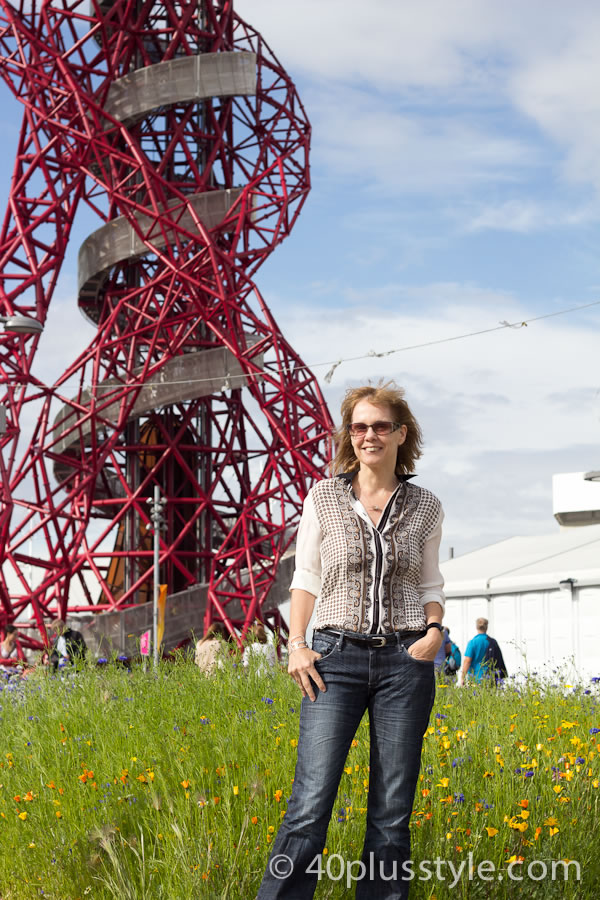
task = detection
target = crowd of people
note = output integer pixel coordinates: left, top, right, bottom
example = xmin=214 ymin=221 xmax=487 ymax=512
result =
xmin=0 ymin=616 xmax=281 ymax=680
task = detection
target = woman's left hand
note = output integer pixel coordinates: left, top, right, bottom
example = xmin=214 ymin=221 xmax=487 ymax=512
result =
xmin=407 ymin=630 xmax=443 ymax=662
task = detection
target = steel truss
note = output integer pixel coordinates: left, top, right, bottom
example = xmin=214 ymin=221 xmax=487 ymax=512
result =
xmin=0 ymin=0 xmax=332 ymax=653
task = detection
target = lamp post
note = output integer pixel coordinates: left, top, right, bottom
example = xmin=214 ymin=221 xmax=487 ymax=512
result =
xmin=0 ymin=316 xmax=44 ymax=435
xmin=147 ymin=486 xmax=166 ymax=667
xmin=0 ymin=315 xmax=44 ymax=335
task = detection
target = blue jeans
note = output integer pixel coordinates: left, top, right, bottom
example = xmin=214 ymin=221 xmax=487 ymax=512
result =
xmin=257 ymin=630 xmax=435 ymax=899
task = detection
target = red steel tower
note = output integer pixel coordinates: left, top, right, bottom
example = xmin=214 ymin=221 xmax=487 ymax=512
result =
xmin=0 ymin=0 xmax=332 ymax=653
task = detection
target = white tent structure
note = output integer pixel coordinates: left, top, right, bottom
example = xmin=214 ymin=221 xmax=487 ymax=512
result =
xmin=441 ymin=474 xmax=600 ymax=682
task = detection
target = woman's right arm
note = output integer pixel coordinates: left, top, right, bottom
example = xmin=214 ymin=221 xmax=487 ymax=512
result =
xmin=287 ymin=589 xmax=326 ymax=702
xmin=287 ymin=491 xmax=326 ymax=702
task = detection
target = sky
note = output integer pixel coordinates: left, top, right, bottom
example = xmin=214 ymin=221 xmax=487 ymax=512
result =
xmin=2 ymin=0 xmax=600 ymax=563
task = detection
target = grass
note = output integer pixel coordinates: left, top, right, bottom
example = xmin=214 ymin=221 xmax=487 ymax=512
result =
xmin=0 ymin=653 xmax=599 ymax=898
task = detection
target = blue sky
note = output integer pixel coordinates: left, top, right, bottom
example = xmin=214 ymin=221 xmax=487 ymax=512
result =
xmin=3 ymin=0 xmax=600 ymax=560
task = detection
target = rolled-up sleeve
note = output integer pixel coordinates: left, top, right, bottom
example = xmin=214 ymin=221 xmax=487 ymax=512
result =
xmin=418 ymin=507 xmax=445 ymax=611
xmin=289 ymin=491 xmax=322 ymax=597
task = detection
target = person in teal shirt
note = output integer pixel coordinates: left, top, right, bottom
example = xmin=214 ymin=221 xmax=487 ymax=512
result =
xmin=459 ymin=617 xmax=500 ymax=684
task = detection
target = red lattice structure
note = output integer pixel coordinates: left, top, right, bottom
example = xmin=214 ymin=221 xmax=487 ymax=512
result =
xmin=0 ymin=0 xmax=332 ymax=654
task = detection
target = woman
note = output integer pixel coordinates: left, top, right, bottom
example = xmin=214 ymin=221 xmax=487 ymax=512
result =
xmin=0 ymin=624 xmax=19 ymax=676
xmin=258 ymin=382 xmax=445 ymax=900
xmin=194 ymin=622 xmax=234 ymax=674
xmin=243 ymin=621 xmax=278 ymax=675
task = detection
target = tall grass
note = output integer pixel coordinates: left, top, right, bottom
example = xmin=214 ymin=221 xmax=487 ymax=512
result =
xmin=0 ymin=654 xmax=598 ymax=898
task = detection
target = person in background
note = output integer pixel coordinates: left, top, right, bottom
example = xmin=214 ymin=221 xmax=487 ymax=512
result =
xmin=49 ymin=619 xmax=88 ymax=670
xmin=0 ymin=624 xmax=19 ymax=676
xmin=442 ymin=628 xmax=461 ymax=678
xmin=433 ymin=625 xmax=451 ymax=673
xmin=194 ymin=622 xmax=234 ymax=674
xmin=458 ymin=617 xmax=507 ymax=685
xmin=243 ymin=621 xmax=278 ymax=675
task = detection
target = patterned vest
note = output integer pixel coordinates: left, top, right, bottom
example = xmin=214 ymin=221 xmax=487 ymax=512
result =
xmin=311 ymin=475 xmax=442 ymax=633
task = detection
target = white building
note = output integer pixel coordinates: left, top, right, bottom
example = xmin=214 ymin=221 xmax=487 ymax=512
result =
xmin=440 ymin=473 xmax=600 ymax=681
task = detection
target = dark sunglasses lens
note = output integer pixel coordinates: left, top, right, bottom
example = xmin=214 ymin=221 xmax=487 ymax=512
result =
xmin=349 ymin=422 xmax=396 ymax=435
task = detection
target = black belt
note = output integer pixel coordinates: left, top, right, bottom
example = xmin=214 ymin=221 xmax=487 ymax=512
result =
xmin=318 ymin=628 xmax=426 ymax=648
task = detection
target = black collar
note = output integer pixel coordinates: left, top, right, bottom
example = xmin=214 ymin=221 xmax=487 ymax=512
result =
xmin=337 ymin=472 xmax=416 ymax=483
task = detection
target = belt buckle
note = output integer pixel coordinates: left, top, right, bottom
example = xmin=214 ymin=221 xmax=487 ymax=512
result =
xmin=371 ymin=635 xmax=387 ymax=647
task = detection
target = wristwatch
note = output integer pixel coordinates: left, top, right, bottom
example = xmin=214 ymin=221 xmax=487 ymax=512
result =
xmin=425 ymin=622 xmax=444 ymax=634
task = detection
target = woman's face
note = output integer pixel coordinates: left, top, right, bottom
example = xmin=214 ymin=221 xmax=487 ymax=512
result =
xmin=349 ymin=399 xmax=407 ymax=473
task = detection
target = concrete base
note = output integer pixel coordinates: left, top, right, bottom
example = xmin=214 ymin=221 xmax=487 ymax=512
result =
xmin=71 ymin=552 xmax=295 ymax=658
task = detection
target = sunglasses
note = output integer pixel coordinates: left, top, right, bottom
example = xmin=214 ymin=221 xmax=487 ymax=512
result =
xmin=347 ymin=421 xmax=402 ymax=436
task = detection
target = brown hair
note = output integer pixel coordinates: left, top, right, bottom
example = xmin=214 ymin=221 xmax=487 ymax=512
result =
xmin=331 ymin=381 xmax=423 ymax=477
xmin=199 ymin=621 xmax=232 ymax=645
xmin=248 ymin=622 xmax=268 ymax=644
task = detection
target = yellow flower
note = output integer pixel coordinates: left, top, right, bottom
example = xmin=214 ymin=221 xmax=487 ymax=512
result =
xmin=543 ymin=816 xmax=559 ymax=826
xmin=437 ymin=778 xmax=450 ymax=788
xmin=485 ymin=827 xmax=498 ymax=837
xmin=233 ymin=785 xmax=239 ymax=796
xmin=56 ymin=811 xmax=62 ymax=819
xmin=549 ymin=827 xmax=560 ymax=836
xmin=181 ymin=780 xmax=190 ymax=789
xmin=18 ymin=811 xmax=27 ymax=820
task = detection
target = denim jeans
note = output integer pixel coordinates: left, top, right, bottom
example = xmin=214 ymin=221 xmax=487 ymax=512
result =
xmin=257 ymin=630 xmax=435 ymax=899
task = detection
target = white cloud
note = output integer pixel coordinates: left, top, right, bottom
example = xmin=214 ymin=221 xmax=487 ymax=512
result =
xmin=461 ymin=199 xmax=600 ymax=233
xmin=238 ymin=0 xmax=600 ymax=204
xmin=307 ymin=86 xmax=537 ymax=195
xmin=512 ymin=32 xmax=600 ymax=190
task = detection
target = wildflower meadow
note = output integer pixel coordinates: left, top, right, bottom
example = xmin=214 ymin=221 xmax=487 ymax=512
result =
xmin=1 ymin=653 xmax=599 ymax=899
